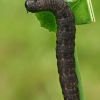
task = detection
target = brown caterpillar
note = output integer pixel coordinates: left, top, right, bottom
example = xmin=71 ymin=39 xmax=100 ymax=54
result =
xmin=25 ymin=0 xmax=80 ymax=100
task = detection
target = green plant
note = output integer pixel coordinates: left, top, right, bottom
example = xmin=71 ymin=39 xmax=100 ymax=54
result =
xmin=25 ymin=0 xmax=95 ymax=99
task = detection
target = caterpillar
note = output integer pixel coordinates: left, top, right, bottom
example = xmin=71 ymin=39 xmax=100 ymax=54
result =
xmin=25 ymin=0 xmax=79 ymax=100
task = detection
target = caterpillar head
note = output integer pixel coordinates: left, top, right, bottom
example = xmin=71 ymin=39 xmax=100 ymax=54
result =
xmin=25 ymin=0 xmax=50 ymax=13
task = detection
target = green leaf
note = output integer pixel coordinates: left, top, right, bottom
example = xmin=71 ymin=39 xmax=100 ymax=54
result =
xmin=35 ymin=12 xmax=57 ymax=32
xmin=35 ymin=0 xmax=95 ymax=32
xmin=68 ymin=0 xmax=95 ymax=24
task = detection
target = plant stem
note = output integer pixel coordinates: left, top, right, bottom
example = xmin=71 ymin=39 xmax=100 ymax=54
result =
xmin=75 ymin=47 xmax=85 ymax=100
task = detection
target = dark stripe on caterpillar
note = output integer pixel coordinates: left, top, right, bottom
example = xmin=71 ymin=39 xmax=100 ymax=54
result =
xmin=25 ymin=0 xmax=80 ymax=100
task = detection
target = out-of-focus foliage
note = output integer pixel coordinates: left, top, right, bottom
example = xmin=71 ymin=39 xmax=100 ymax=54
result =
xmin=0 ymin=0 xmax=100 ymax=100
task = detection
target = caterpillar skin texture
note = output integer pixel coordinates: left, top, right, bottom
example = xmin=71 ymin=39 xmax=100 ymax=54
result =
xmin=25 ymin=0 xmax=79 ymax=100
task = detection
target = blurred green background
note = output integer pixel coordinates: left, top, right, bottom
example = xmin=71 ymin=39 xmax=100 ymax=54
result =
xmin=0 ymin=0 xmax=100 ymax=100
